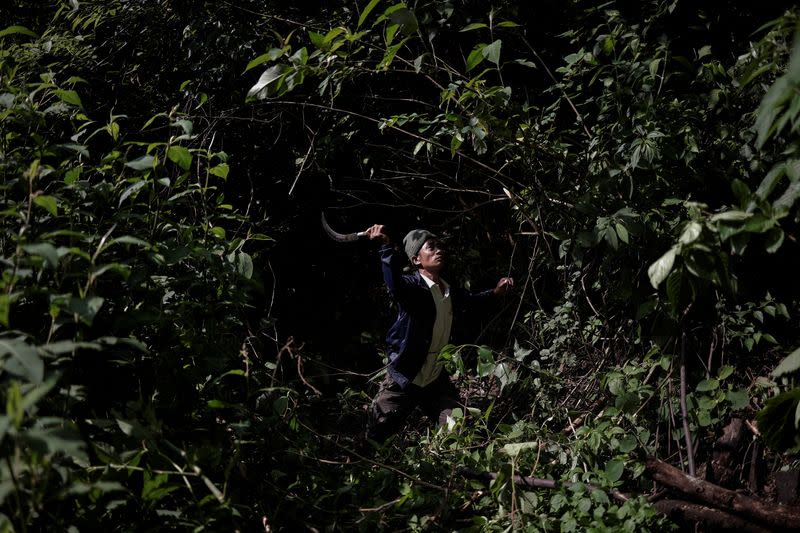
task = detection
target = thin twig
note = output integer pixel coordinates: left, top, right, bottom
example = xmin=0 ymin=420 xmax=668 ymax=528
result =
xmin=679 ymin=332 xmax=696 ymax=477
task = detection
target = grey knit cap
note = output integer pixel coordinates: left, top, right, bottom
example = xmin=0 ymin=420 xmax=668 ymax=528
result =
xmin=403 ymin=229 xmax=436 ymax=260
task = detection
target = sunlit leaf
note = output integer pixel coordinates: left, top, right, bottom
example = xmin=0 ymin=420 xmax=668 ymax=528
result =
xmin=647 ymin=246 xmax=678 ymax=288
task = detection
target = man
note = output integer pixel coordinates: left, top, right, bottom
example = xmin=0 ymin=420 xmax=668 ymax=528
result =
xmin=364 ymin=224 xmax=513 ymax=442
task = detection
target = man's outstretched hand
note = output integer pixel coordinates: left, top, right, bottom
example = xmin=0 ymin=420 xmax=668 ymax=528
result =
xmin=365 ymin=224 xmax=390 ymax=244
xmin=494 ymin=277 xmax=514 ymax=296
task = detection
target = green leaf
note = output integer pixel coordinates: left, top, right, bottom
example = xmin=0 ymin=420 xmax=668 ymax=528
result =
xmin=0 ymin=25 xmax=38 ymax=38
xmin=477 ymin=346 xmax=495 ymax=377
xmin=726 ymin=390 xmax=750 ymax=411
xmin=502 ymin=441 xmax=538 ymax=458
xmin=604 ymin=459 xmax=624 ymax=483
xmin=482 ymin=39 xmax=502 ymax=65
xmin=493 ymin=362 xmax=518 ymax=391
xmin=119 ymin=180 xmax=148 ymax=206
xmin=237 ymin=252 xmax=254 ymax=279
xmin=466 ymin=44 xmax=486 ymax=72
xmin=358 ymin=0 xmax=382 ymax=28
xmin=756 ymin=388 xmax=800 ymax=451
xmin=497 ymin=21 xmax=520 ymax=28
xmin=773 ymin=346 xmax=800 ymax=378
xmin=679 ymin=221 xmax=701 ymax=244
xmin=718 ymin=365 xmax=734 ymax=380
xmin=618 ymin=436 xmax=637 ymax=453
xmin=765 ymin=227 xmax=785 ymax=253
xmin=125 ymin=155 xmax=155 ymax=171
xmin=247 ymin=64 xmax=289 ymax=99
xmin=0 ymin=339 xmax=44 ymax=384
xmin=774 ymin=182 xmax=800 ymax=215
xmin=615 ymin=223 xmax=629 ymax=244
xmin=64 ymin=296 xmax=105 ymax=325
xmin=54 ymin=89 xmax=82 ymax=107
xmin=64 ymin=166 xmax=82 ymax=184
xmin=23 ymin=243 xmax=59 ymax=268
xmin=460 ymin=22 xmax=488 ymax=32
xmin=647 ymin=246 xmax=678 ymax=288
xmin=167 ymin=145 xmax=192 ymax=170
xmin=210 ymin=163 xmax=229 ymax=179
xmin=710 ymin=210 xmax=750 ymax=222
xmin=388 ymin=7 xmax=418 ymax=34
xmin=756 ymin=164 xmax=785 ymax=199
xmin=33 ymin=195 xmax=58 ymax=216
xmin=245 ymin=53 xmax=272 ymax=72
xmin=743 ymin=215 xmax=774 ymax=234
xmin=696 ymin=378 xmax=720 ymax=392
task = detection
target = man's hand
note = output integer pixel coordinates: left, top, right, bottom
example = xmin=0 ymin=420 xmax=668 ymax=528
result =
xmin=365 ymin=224 xmax=390 ymax=244
xmin=493 ymin=277 xmax=514 ymax=296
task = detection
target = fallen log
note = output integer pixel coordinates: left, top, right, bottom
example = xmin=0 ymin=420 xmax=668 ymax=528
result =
xmin=646 ymin=457 xmax=800 ymax=531
xmin=653 ymin=499 xmax=770 ymax=533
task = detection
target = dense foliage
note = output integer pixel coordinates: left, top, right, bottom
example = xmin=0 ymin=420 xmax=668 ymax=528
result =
xmin=1 ymin=0 xmax=799 ymax=530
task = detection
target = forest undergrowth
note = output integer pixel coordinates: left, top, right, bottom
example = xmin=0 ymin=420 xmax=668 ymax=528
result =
xmin=1 ymin=1 xmax=800 ymax=531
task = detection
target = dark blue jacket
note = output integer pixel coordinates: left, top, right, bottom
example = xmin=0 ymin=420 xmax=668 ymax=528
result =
xmin=379 ymin=244 xmax=494 ymax=389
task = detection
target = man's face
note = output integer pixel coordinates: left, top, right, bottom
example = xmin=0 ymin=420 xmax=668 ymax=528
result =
xmin=413 ymin=239 xmax=445 ymax=272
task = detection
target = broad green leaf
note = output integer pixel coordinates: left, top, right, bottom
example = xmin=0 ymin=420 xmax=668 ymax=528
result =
xmin=502 ymin=441 xmax=538 ymax=458
xmin=119 ymin=180 xmax=148 ymax=206
xmin=679 ymin=221 xmax=702 ymax=244
xmin=237 ymin=252 xmax=254 ymax=279
xmin=388 ymin=7 xmax=418 ymax=34
xmin=615 ymin=223 xmax=629 ymax=244
xmin=247 ymin=64 xmax=289 ymax=99
xmin=718 ymin=365 xmax=734 ymax=380
xmin=477 ymin=346 xmax=495 ymax=377
xmin=125 ymin=155 xmax=155 ymax=170
xmin=482 ymin=39 xmax=502 ymax=65
xmin=466 ymin=45 xmax=485 ymax=72
xmin=647 ymin=246 xmax=678 ymax=288
xmin=358 ymin=0 xmax=382 ymax=28
xmin=604 ymin=459 xmax=624 ymax=483
xmin=743 ymin=215 xmax=774 ymax=233
xmin=0 ymin=25 xmax=38 ymax=38
xmin=765 ymin=227 xmax=784 ymax=253
xmin=497 ymin=21 xmax=520 ymax=28
xmin=33 ymin=195 xmax=58 ymax=216
xmin=65 ymin=296 xmax=105 ymax=325
xmin=493 ymin=362 xmax=518 ymax=391
xmin=774 ymin=182 xmax=800 ymax=215
xmin=0 ymin=339 xmax=44 ymax=384
xmin=54 ymin=89 xmax=82 ymax=107
xmin=726 ymin=390 xmax=750 ymax=410
xmin=756 ymin=164 xmax=785 ymax=199
xmin=167 ymin=145 xmax=192 ymax=170
xmin=210 ymin=163 xmax=229 ymax=179
xmin=772 ymin=346 xmax=800 ymax=377
xmin=245 ymin=53 xmax=272 ymax=72
xmin=22 ymin=423 xmax=87 ymax=461
xmin=756 ymin=388 xmax=800 ymax=451
xmin=23 ymin=243 xmax=59 ymax=268
xmin=618 ymin=436 xmax=638 ymax=453
xmin=696 ymin=378 xmax=719 ymax=391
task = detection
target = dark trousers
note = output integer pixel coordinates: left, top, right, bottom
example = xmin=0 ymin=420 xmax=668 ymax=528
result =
xmin=366 ymin=371 xmax=461 ymax=442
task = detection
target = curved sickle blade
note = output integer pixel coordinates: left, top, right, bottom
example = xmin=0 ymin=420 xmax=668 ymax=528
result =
xmin=321 ymin=212 xmax=367 ymax=243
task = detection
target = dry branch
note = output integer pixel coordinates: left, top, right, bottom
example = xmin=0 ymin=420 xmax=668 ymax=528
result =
xmin=646 ymin=457 xmax=800 ymax=531
xmin=652 ymin=499 xmax=771 ymax=533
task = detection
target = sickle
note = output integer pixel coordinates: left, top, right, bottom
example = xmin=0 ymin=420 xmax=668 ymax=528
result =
xmin=321 ymin=212 xmax=368 ymax=243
